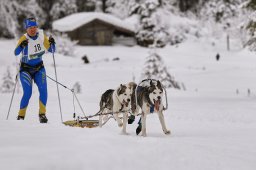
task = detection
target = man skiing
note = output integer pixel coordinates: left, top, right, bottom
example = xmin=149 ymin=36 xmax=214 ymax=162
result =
xmin=14 ymin=17 xmax=55 ymax=123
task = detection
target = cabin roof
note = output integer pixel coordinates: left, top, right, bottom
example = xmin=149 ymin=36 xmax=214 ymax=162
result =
xmin=52 ymin=12 xmax=135 ymax=33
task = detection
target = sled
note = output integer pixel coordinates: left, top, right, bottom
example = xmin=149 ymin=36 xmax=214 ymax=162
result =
xmin=63 ymin=119 xmax=99 ymax=128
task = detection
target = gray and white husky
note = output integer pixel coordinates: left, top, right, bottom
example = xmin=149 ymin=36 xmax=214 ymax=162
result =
xmin=99 ymin=82 xmax=137 ymax=134
xmin=133 ymin=80 xmax=170 ymax=137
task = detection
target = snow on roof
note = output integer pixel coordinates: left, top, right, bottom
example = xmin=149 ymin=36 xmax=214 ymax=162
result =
xmin=52 ymin=12 xmax=135 ymax=33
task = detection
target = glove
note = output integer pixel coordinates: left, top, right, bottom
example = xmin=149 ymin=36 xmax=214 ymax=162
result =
xmin=49 ymin=36 xmax=55 ymax=45
xmin=20 ymin=39 xmax=28 ymax=48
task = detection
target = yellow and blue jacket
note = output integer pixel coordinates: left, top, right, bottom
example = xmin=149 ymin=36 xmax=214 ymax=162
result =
xmin=14 ymin=30 xmax=55 ymax=66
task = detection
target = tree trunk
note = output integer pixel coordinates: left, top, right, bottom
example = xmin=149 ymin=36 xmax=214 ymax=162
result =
xmin=102 ymin=0 xmax=107 ymax=13
xmin=227 ymin=34 xmax=230 ymax=51
xmin=179 ymin=0 xmax=199 ymax=12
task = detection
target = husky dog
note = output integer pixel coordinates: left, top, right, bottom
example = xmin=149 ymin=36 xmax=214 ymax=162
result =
xmin=99 ymin=82 xmax=136 ymax=134
xmin=133 ymin=80 xmax=170 ymax=137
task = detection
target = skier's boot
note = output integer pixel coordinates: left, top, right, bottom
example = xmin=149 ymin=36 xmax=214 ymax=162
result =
xmin=17 ymin=116 xmax=24 ymax=120
xmin=39 ymin=114 xmax=48 ymax=123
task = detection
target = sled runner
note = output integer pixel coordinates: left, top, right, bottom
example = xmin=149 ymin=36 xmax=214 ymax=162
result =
xmin=63 ymin=119 xmax=99 ymax=128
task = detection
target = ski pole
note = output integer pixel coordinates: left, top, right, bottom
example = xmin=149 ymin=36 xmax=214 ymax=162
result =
xmin=51 ymin=42 xmax=63 ymax=123
xmin=6 ymin=51 xmax=23 ymax=120
xmin=6 ymin=74 xmax=18 ymax=120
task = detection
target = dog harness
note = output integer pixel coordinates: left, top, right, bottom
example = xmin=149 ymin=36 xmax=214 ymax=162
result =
xmin=136 ymin=86 xmax=155 ymax=113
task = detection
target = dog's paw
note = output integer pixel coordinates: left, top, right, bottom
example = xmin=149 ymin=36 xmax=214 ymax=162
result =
xmin=98 ymin=122 xmax=102 ymax=128
xmin=118 ymin=123 xmax=123 ymax=127
xmin=164 ymin=130 xmax=171 ymax=135
xmin=136 ymin=126 xmax=142 ymax=135
xmin=142 ymin=133 xmax=147 ymax=137
xmin=121 ymin=131 xmax=129 ymax=135
xmin=128 ymin=115 xmax=135 ymax=124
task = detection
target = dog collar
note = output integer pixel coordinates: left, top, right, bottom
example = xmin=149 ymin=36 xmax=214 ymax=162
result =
xmin=147 ymin=103 xmax=155 ymax=113
xmin=150 ymin=105 xmax=154 ymax=113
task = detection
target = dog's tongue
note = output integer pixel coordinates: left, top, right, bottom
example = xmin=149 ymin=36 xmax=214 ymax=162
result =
xmin=155 ymin=100 xmax=160 ymax=111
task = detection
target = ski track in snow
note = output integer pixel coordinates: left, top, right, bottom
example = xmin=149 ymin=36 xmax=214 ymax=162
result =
xmin=0 ymin=39 xmax=256 ymax=170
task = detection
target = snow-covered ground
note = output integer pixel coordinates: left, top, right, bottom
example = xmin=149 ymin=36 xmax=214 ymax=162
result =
xmin=0 ymin=38 xmax=256 ymax=170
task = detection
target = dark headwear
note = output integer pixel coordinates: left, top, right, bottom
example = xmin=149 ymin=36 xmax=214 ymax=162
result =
xmin=24 ymin=17 xmax=38 ymax=29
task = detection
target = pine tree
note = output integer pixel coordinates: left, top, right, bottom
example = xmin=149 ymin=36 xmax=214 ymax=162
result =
xmin=106 ymin=0 xmax=136 ymax=19
xmin=177 ymin=0 xmax=200 ymax=12
xmin=50 ymin=0 xmax=78 ymax=20
xmin=16 ymin=0 xmax=46 ymax=34
xmin=53 ymin=33 xmax=78 ymax=56
xmin=0 ymin=0 xmax=25 ymax=38
xmin=141 ymin=51 xmax=181 ymax=89
xmin=201 ymin=0 xmax=244 ymax=24
xmin=134 ymin=0 xmax=170 ymax=47
xmin=37 ymin=0 xmax=55 ymax=29
xmin=0 ymin=67 xmax=15 ymax=93
xmin=0 ymin=0 xmax=46 ymax=38
xmin=0 ymin=0 xmax=17 ymax=38
xmin=39 ymin=0 xmax=97 ymax=29
xmin=244 ymin=0 xmax=256 ymax=51
xmin=76 ymin=0 xmax=97 ymax=12
xmin=198 ymin=0 xmax=245 ymax=40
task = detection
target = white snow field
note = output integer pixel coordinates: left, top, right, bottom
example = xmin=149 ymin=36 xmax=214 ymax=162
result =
xmin=0 ymin=38 xmax=256 ymax=170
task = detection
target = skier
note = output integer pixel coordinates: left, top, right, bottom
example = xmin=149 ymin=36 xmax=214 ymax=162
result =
xmin=14 ymin=17 xmax=55 ymax=123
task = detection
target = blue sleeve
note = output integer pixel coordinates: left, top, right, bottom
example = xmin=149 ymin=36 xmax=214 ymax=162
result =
xmin=14 ymin=46 xmax=23 ymax=56
xmin=48 ymin=44 xmax=56 ymax=53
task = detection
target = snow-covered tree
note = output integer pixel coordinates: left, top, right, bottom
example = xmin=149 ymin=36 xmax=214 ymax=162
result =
xmin=243 ymin=0 xmax=256 ymax=51
xmin=200 ymin=0 xmax=242 ymax=24
xmin=39 ymin=0 xmax=96 ymax=29
xmin=50 ymin=0 xmax=77 ymax=20
xmin=199 ymin=0 xmax=244 ymax=39
xmin=0 ymin=67 xmax=15 ymax=93
xmin=133 ymin=0 xmax=170 ymax=47
xmin=176 ymin=0 xmax=200 ymax=12
xmin=53 ymin=33 xmax=78 ymax=57
xmin=106 ymin=0 xmax=137 ymax=19
xmin=16 ymin=0 xmax=46 ymax=34
xmin=128 ymin=0 xmax=201 ymax=47
xmin=0 ymin=0 xmax=46 ymax=38
xmin=37 ymin=0 xmax=55 ymax=29
xmin=141 ymin=51 xmax=181 ymax=89
xmin=77 ymin=0 xmax=97 ymax=12
xmin=0 ymin=0 xmax=17 ymax=38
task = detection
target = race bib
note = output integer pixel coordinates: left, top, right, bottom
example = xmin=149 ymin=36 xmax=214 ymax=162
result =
xmin=26 ymin=30 xmax=46 ymax=60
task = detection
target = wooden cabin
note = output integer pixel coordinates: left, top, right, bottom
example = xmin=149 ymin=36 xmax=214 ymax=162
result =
xmin=53 ymin=12 xmax=135 ymax=46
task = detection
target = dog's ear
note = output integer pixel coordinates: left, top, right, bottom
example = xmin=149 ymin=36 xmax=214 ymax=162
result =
xmin=133 ymin=83 xmax=137 ymax=90
xmin=157 ymin=80 xmax=162 ymax=89
xmin=117 ymin=84 xmax=126 ymax=95
xmin=117 ymin=84 xmax=122 ymax=95
xmin=129 ymin=82 xmax=137 ymax=90
xmin=150 ymin=80 xmax=153 ymax=86
xmin=128 ymin=83 xmax=132 ymax=90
